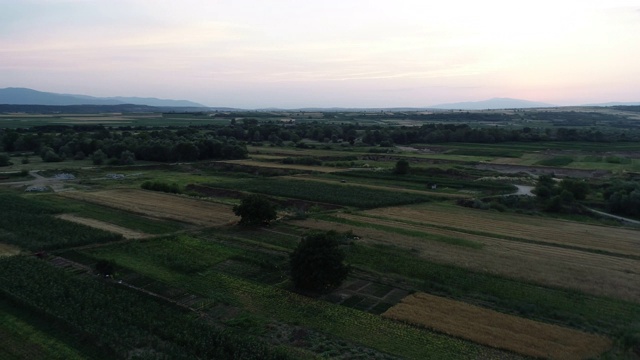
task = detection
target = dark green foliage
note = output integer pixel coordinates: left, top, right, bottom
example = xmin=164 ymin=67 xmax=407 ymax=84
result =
xmin=141 ymin=180 xmax=181 ymax=194
xmin=603 ymin=181 xmax=640 ymax=217
xmin=290 ymin=231 xmax=350 ymax=292
xmin=559 ymin=179 xmax=589 ymax=200
xmin=233 ymin=194 xmax=277 ymax=226
xmin=394 ymin=159 xmax=410 ymax=175
xmin=95 ymin=259 xmax=115 ymax=277
xmin=216 ymin=177 xmax=435 ymax=208
xmin=536 ymin=156 xmax=574 ymax=166
xmin=282 ymin=156 xmax=322 ymax=166
xmin=0 ymin=153 xmax=11 ymax=166
xmin=0 ymin=257 xmax=292 ymax=360
xmin=532 ymin=175 xmax=590 ymax=213
xmin=91 ymin=149 xmax=107 ymax=165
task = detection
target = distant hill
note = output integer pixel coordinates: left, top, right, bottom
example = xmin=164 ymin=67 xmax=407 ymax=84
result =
xmin=0 ymin=87 xmax=207 ymax=108
xmin=429 ymin=98 xmax=554 ymax=110
xmin=583 ymin=101 xmax=640 ymax=107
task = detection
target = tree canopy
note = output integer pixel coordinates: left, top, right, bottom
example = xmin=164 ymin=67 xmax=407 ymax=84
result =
xmin=290 ymin=231 xmax=350 ymax=293
xmin=233 ymin=194 xmax=277 ymax=227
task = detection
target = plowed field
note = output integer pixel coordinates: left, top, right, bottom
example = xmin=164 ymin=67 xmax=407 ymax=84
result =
xmin=383 ymin=292 xmax=611 ymax=360
xmin=60 ymin=190 xmax=237 ymax=226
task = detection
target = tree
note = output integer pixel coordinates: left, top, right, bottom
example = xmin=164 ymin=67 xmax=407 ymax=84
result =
xmin=233 ymin=194 xmax=277 ymax=226
xmin=0 ymin=153 xmax=11 ymax=167
xmin=290 ymin=231 xmax=350 ymax=292
xmin=92 ymin=149 xmax=107 ymax=165
xmin=95 ymin=259 xmax=116 ymax=277
xmin=394 ymin=159 xmax=410 ymax=175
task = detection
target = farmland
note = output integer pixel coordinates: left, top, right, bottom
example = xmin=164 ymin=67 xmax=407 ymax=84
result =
xmin=1 ymin=107 xmax=640 ymax=359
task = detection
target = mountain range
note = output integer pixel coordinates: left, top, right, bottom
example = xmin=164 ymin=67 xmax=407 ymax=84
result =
xmin=0 ymin=87 xmax=206 ymax=108
xmin=1 ymin=87 xmax=637 ymax=110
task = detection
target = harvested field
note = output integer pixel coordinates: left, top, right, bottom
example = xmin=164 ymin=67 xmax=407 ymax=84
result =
xmin=365 ymin=204 xmax=640 ymax=258
xmin=383 ymin=292 xmax=612 ymax=360
xmin=292 ymin=217 xmax=640 ymax=302
xmin=59 ymin=189 xmax=237 ymax=226
xmin=57 ymin=214 xmax=151 ymax=239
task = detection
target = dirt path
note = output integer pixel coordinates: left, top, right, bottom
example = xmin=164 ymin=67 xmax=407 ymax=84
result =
xmin=57 ymin=214 xmax=151 ymax=239
xmin=0 ymin=170 xmax=75 ymax=192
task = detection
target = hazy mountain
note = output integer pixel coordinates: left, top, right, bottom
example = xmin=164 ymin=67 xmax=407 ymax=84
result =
xmin=429 ymin=97 xmax=554 ymax=110
xmin=0 ymin=87 xmax=206 ymax=107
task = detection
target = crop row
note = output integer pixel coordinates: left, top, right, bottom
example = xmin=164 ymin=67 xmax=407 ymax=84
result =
xmin=211 ymin=177 xmax=435 ymax=208
xmin=0 ymin=256 xmax=293 ymax=360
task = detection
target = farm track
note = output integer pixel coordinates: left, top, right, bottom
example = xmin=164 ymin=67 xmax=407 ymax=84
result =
xmin=56 ymin=214 xmax=151 ymax=239
xmin=383 ymin=292 xmax=612 ymax=360
xmin=59 ymin=189 xmax=238 ymax=226
xmin=293 ymin=218 xmax=640 ymax=302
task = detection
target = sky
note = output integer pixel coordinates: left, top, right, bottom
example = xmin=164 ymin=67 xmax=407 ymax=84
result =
xmin=1 ymin=0 xmax=640 ymax=108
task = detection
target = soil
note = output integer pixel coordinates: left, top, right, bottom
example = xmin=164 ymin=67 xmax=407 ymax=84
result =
xmin=57 ymin=214 xmax=151 ymax=239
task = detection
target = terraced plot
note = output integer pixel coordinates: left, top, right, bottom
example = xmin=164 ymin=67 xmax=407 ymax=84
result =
xmin=383 ymin=292 xmax=612 ymax=360
xmin=60 ymin=189 xmax=237 ymax=226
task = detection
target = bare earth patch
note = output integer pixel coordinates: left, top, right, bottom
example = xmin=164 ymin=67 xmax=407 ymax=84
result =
xmin=383 ymin=292 xmax=612 ymax=360
xmin=59 ymin=189 xmax=238 ymax=226
xmin=57 ymin=214 xmax=151 ymax=239
xmin=0 ymin=243 xmax=21 ymax=256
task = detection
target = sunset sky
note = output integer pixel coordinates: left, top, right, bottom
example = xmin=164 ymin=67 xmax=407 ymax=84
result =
xmin=2 ymin=0 xmax=639 ymax=108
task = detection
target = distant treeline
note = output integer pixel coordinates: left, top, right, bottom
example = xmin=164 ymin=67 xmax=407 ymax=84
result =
xmin=0 ymin=126 xmax=247 ymax=164
xmin=0 ymin=104 xmax=205 ymax=113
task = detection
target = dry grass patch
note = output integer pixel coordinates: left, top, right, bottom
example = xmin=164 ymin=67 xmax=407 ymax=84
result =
xmin=366 ymin=203 xmax=640 ymax=257
xmin=60 ymin=189 xmax=237 ymax=226
xmin=383 ymin=292 xmax=612 ymax=360
xmin=0 ymin=243 xmax=21 ymax=256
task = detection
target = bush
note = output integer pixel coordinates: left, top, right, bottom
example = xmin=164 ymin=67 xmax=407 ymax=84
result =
xmin=141 ymin=181 xmax=181 ymax=194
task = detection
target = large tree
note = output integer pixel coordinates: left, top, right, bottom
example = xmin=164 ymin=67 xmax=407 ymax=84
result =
xmin=290 ymin=231 xmax=350 ymax=293
xmin=233 ymin=194 xmax=277 ymax=226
